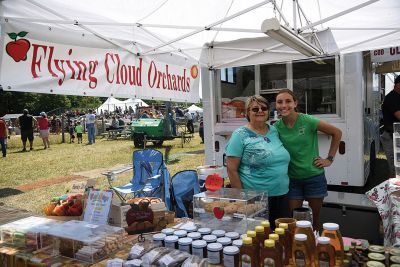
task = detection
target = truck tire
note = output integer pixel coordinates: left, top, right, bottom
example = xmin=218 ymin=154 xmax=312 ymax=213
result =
xmin=133 ymin=134 xmax=145 ymax=148
xmin=152 ymin=140 xmax=164 ymax=147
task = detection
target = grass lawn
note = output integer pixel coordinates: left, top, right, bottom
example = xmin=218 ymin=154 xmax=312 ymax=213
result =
xmin=0 ymin=133 xmax=205 ymax=214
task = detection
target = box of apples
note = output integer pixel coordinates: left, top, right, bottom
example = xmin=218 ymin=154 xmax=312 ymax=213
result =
xmin=43 ymin=194 xmax=84 ymax=221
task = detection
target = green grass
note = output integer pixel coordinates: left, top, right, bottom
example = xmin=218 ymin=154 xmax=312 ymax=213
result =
xmin=0 ymin=133 xmax=205 ymax=213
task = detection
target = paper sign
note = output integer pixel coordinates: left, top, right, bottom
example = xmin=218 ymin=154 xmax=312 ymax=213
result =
xmin=83 ymin=189 xmax=113 ymax=225
xmin=68 ymin=179 xmax=96 ymax=195
xmin=205 ymin=173 xmax=223 ymax=191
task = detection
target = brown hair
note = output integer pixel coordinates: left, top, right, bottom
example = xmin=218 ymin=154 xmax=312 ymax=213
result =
xmin=276 ymin=89 xmax=298 ymax=112
xmin=245 ymin=95 xmax=269 ymax=122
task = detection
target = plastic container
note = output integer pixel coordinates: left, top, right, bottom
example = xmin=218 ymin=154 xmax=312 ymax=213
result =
xmin=260 ymin=239 xmax=282 ymax=267
xmin=321 ymin=223 xmax=344 ymax=265
xmin=295 ymin=220 xmax=316 ymax=254
xmin=240 ymin=237 xmax=258 ymax=267
xmin=269 ymin=233 xmax=284 ymax=264
xmin=198 ymin=227 xmax=211 ymax=236
xmin=302 ymin=200 xmax=313 ymax=225
xmin=316 ymin=236 xmax=335 ymax=267
xmin=232 ymin=239 xmax=243 ymax=248
xmin=196 ymin=165 xmax=225 ymax=181
xmin=225 ymin=232 xmax=240 ymax=240
xmin=164 ymin=235 xmax=179 ymax=249
xmin=152 ymin=233 xmax=166 ymax=247
xmin=192 ymin=239 xmax=207 ymax=258
xmin=255 ymin=225 xmax=267 ymax=249
xmin=223 ymin=246 xmax=240 ymax=267
xmin=173 ymin=230 xmax=187 ymax=238
xmin=293 ymin=234 xmax=312 ymax=267
xmin=261 ymin=220 xmax=272 ymax=237
xmin=178 ymin=237 xmax=193 ymax=253
xmin=207 ymin=242 xmax=223 ymax=264
xmin=275 ymin=227 xmax=288 ymax=265
xmin=279 ymin=222 xmax=293 ymax=262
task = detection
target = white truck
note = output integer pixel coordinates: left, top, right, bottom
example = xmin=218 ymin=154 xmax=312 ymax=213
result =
xmin=201 ymin=52 xmax=381 ymax=187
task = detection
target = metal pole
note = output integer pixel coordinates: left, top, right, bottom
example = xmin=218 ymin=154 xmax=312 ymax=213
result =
xmin=61 ymin=114 xmax=65 ymax=143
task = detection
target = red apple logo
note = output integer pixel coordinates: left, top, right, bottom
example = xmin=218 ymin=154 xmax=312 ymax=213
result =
xmin=213 ymin=207 xmax=225 ymax=219
xmin=6 ymin=31 xmax=31 ymax=62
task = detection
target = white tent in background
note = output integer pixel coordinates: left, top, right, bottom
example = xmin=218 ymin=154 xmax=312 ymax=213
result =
xmin=188 ymin=104 xmax=203 ymax=113
xmin=123 ymin=98 xmax=149 ymax=108
xmin=96 ymin=97 xmax=124 ymax=113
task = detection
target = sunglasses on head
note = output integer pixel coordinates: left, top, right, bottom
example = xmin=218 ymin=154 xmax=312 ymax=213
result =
xmin=251 ymin=107 xmax=268 ymax=112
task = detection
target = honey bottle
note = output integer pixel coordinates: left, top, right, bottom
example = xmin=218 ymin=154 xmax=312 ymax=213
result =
xmin=316 ymin=236 xmax=335 ymax=267
xmin=261 ymin=220 xmax=272 ymax=237
xmin=268 ymin=233 xmax=283 ymax=264
xmin=294 ymin=220 xmax=316 ymax=260
xmin=246 ymin=230 xmax=260 ymax=252
xmin=292 ymin=233 xmax=312 ymax=267
xmin=255 ymin=226 xmax=267 ymax=248
xmin=275 ymin=227 xmax=289 ymax=265
xmin=279 ymin=223 xmax=293 ymax=261
xmin=260 ymin=239 xmax=283 ymax=267
xmin=240 ymin=237 xmax=258 ymax=267
xmin=321 ymin=223 xmax=344 ymax=266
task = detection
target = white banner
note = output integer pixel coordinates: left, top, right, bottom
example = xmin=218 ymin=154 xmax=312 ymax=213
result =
xmin=0 ymin=26 xmax=200 ymax=102
xmin=371 ymin=46 xmax=400 ymax=63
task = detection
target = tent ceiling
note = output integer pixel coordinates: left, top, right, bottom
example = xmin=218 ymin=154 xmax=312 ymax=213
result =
xmin=2 ymin=0 xmax=400 ymax=68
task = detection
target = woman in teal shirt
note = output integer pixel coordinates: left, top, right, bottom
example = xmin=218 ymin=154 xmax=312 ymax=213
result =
xmin=226 ymin=95 xmax=290 ymax=228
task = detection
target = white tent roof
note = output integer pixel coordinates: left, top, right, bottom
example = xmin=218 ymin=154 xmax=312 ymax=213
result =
xmin=123 ymin=98 xmax=149 ymax=107
xmin=97 ymin=97 xmax=124 ymax=113
xmin=188 ymin=104 xmax=203 ymax=112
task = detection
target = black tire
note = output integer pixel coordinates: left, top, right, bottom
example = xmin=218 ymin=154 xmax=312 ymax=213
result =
xmin=152 ymin=140 xmax=164 ymax=146
xmin=133 ymin=134 xmax=144 ymax=148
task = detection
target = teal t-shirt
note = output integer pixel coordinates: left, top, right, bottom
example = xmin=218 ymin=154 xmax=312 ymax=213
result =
xmin=225 ymin=125 xmax=290 ymax=197
xmin=274 ymin=113 xmax=323 ymax=179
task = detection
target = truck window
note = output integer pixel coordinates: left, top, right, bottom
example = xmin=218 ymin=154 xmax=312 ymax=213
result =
xmin=220 ymin=65 xmax=255 ymax=122
xmin=293 ymin=57 xmax=336 ymax=115
xmin=260 ymin=63 xmax=287 ymax=117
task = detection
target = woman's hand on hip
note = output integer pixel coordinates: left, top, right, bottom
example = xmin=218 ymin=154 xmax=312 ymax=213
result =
xmin=313 ymin=156 xmax=332 ymax=168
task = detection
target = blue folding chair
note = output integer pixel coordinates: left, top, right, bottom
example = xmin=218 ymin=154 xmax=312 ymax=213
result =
xmin=171 ymin=170 xmax=200 ymax=218
xmin=111 ymin=149 xmax=171 ymax=210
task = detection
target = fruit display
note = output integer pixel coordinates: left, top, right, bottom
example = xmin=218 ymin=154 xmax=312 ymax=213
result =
xmin=43 ymin=194 xmax=84 ymax=217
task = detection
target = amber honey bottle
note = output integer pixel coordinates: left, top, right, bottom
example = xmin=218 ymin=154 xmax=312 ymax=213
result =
xmin=316 ymin=236 xmax=335 ymax=267
xmin=247 ymin=230 xmax=260 ymax=252
xmin=275 ymin=227 xmax=289 ymax=265
xmin=268 ymin=233 xmax=283 ymax=264
xmin=261 ymin=220 xmax=272 ymax=236
xmin=255 ymin=226 xmax=267 ymax=248
xmin=294 ymin=220 xmax=316 ymax=263
xmin=260 ymin=239 xmax=283 ymax=267
xmin=292 ymin=233 xmax=312 ymax=267
xmin=279 ymin=223 xmax=293 ymax=261
xmin=321 ymin=223 xmax=344 ymax=266
xmin=240 ymin=237 xmax=258 ymax=267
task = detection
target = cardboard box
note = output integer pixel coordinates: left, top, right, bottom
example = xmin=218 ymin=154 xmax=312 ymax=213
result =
xmin=108 ymin=203 xmax=131 ymax=228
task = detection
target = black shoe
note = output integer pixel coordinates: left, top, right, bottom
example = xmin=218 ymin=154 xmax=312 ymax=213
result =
xmin=30 ymin=147 xmax=34 ymax=151
xmin=22 ymin=148 xmax=26 ymax=152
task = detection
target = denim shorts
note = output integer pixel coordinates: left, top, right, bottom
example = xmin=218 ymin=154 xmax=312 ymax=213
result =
xmin=288 ymin=172 xmax=328 ymax=199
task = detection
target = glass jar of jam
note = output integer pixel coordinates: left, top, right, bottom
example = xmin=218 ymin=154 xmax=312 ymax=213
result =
xmin=217 ymin=237 xmax=232 ymax=247
xmin=178 ymin=237 xmax=193 ymax=254
xmin=232 ymin=239 xmax=243 ymax=248
xmin=161 ymin=228 xmax=175 ymax=236
xmin=152 ymin=233 xmax=166 ymax=247
xmin=203 ymin=234 xmax=217 ymax=244
xmin=207 ymin=242 xmax=223 ymax=264
xmin=212 ymin=229 xmax=226 ymax=238
xmin=223 ymin=245 xmax=240 ymax=267
xmin=225 ymin=231 xmax=240 ymax=240
xmin=164 ymin=235 xmax=179 ymax=249
xmin=173 ymin=230 xmax=187 ymax=238
xmin=192 ymin=239 xmax=207 ymax=258
xmin=187 ymin=232 xmax=201 ymax=240
xmin=198 ymin=227 xmax=211 ymax=236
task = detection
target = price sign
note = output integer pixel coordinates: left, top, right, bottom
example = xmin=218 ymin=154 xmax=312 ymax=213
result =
xmin=205 ymin=173 xmax=223 ymax=191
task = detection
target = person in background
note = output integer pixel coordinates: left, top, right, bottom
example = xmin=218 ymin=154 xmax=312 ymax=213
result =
xmin=0 ymin=117 xmax=8 ymax=157
xmin=148 ymin=112 xmax=155 ymax=118
xmin=184 ymin=109 xmax=194 ymax=133
xmin=75 ymin=121 xmax=83 ymax=144
xmin=141 ymin=111 xmax=149 ymax=118
xmin=274 ymin=89 xmax=342 ymax=230
xmin=17 ymin=109 xmax=37 ymax=152
xmin=85 ymin=109 xmax=96 ymax=145
xmin=381 ymin=75 xmax=400 ymax=178
xmin=37 ymin=112 xmax=50 ymax=149
xmin=68 ymin=121 xmax=75 ymax=143
xmin=226 ymin=95 xmax=290 ymax=228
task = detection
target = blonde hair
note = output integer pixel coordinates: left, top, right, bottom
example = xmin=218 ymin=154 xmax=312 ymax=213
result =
xmin=245 ymin=95 xmax=269 ymax=122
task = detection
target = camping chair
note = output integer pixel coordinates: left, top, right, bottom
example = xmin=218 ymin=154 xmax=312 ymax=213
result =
xmin=170 ymin=170 xmax=200 ymax=218
xmin=110 ymin=149 xmax=171 ymax=209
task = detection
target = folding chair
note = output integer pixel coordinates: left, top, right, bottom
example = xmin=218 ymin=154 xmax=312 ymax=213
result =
xmin=109 ymin=149 xmax=171 ymax=210
xmin=170 ymin=170 xmax=199 ymax=218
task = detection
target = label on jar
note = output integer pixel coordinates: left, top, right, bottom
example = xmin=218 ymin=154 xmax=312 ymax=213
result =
xmin=130 ymin=245 xmax=144 ymax=257
xmin=262 ymin=257 xmax=275 ymax=267
xmin=159 ymin=254 xmax=174 ymax=265
xmin=179 ymin=244 xmax=190 ymax=253
xmin=208 ymin=251 xmax=221 ymax=264
xmin=192 ymin=247 xmax=204 ymax=258
xmin=318 ymin=251 xmax=330 ymax=267
xmin=241 ymin=254 xmax=252 ymax=267
xmin=165 ymin=242 xmax=176 ymax=249
xmin=153 ymin=240 xmax=163 ymax=247
xmin=294 ymin=250 xmax=306 ymax=267
xmin=224 ymin=254 xmax=235 ymax=266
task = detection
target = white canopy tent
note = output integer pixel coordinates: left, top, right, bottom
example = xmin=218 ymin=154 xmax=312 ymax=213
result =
xmin=96 ymin=97 xmax=124 ymax=113
xmin=188 ymin=104 xmax=203 ymax=113
xmin=123 ymin=98 xmax=149 ymax=108
xmin=1 ymin=0 xmax=399 ymax=97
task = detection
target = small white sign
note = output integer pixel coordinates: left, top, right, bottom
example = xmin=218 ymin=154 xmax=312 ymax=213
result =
xmin=371 ymin=46 xmax=400 ymax=63
xmin=83 ymin=189 xmax=113 ymax=225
